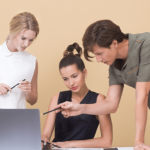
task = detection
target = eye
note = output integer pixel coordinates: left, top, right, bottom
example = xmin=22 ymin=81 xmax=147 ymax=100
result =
xmin=97 ymin=53 xmax=101 ymax=55
xmin=73 ymin=75 xmax=77 ymax=78
xmin=63 ymin=78 xmax=68 ymax=81
xmin=29 ymin=39 xmax=34 ymax=42
xmin=21 ymin=37 xmax=26 ymax=40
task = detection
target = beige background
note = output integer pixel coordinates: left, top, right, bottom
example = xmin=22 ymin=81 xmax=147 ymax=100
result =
xmin=0 ymin=0 xmax=150 ymax=147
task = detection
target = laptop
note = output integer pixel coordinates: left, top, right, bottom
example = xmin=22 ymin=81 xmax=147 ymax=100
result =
xmin=0 ymin=109 xmax=41 ymax=150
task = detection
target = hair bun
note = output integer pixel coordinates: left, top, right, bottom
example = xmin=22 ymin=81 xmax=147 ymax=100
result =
xmin=63 ymin=43 xmax=82 ymax=58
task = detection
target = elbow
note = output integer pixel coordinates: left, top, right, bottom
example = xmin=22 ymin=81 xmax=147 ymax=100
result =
xmin=104 ymin=144 xmax=112 ymax=148
xmin=28 ymin=98 xmax=37 ymax=105
xmin=111 ymin=103 xmax=119 ymax=113
xmin=31 ymin=99 xmax=37 ymax=105
xmin=101 ymin=139 xmax=112 ymax=148
xmin=105 ymin=141 xmax=112 ymax=148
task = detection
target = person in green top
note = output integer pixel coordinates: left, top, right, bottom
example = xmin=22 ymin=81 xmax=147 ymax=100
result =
xmin=55 ymin=20 xmax=150 ymax=150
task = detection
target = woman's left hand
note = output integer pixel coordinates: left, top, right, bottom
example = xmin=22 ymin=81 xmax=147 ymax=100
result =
xmin=52 ymin=141 xmax=72 ymax=148
xmin=18 ymin=80 xmax=31 ymax=95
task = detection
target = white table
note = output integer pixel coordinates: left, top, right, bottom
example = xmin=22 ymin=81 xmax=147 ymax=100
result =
xmin=52 ymin=147 xmax=133 ymax=150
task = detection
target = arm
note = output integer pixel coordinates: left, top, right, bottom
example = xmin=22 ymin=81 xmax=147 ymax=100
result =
xmin=41 ymin=94 xmax=59 ymax=143
xmin=52 ymin=94 xmax=113 ymax=148
xmin=18 ymin=60 xmax=38 ymax=105
xmin=25 ymin=60 xmax=38 ymax=105
xmin=135 ymin=82 xmax=150 ymax=146
xmin=57 ymin=85 xmax=123 ymax=117
xmin=83 ymin=85 xmax=123 ymax=115
xmin=134 ymin=41 xmax=150 ymax=149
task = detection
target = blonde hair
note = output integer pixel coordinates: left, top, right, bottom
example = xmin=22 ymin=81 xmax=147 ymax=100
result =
xmin=7 ymin=12 xmax=39 ymax=40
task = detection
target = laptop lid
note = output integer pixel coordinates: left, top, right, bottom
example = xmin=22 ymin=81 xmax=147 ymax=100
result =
xmin=0 ymin=109 xmax=41 ymax=150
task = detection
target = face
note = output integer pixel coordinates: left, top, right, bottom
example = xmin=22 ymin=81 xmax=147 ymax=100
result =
xmin=60 ymin=64 xmax=87 ymax=93
xmin=92 ymin=41 xmax=118 ymax=65
xmin=12 ymin=30 xmax=36 ymax=52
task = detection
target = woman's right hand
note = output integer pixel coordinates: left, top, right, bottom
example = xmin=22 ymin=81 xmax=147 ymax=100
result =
xmin=0 ymin=83 xmax=11 ymax=95
xmin=55 ymin=101 xmax=84 ymax=118
xmin=134 ymin=142 xmax=150 ymax=150
xmin=41 ymin=135 xmax=50 ymax=149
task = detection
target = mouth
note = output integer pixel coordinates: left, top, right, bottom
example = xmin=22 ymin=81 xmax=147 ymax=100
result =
xmin=103 ymin=61 xmax=108 ymax=64
xmin=71 ymin=86 xmax=78 ymax=90
xmin=20 ymin=46 xmax=26 ymax=50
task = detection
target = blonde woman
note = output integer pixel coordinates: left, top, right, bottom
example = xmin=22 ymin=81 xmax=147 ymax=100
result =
xmin=0 ymin=12 xmax=39 ymax=108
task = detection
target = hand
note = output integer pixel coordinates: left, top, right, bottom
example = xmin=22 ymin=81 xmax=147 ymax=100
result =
xmin=18 ymin=80 xmax=31 ymax=95
xmin=135 ymin=142 xmax=150 ymax=150
xmin=139 ymin=143 xmax=150 ymax=150
xmin=55 ymin=101 xmax=83 ymax=118
xmin=0 ymin=83 xmax=11 ymax=95
xmin=52 ymin=141 xmax=72 ymax=148
xmin=41 ymin=135 xmax=50 ymax=149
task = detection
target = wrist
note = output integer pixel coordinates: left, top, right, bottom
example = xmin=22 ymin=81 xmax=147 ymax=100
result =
xmin=41 ymin=134 xmax=49 ymax=140
xmin=80 ymin=104 xmax=86 ymax=114
xmin=69 ymin=141 xmax=76 ymax=148
xmin=135 ymin=132 xmax=145 ymax=145
xmin=134 ymin=140 xmax=144 ymax=146
xmin=24 ymin=90 xmax=32 ymax=96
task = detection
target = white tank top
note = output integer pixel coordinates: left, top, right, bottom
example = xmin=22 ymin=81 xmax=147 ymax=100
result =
xmin=0 ymin=41 xmax=36 ymax=109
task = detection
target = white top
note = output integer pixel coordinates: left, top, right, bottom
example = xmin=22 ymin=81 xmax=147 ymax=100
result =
xmin=0 ymin=41 xmax=36 ymax=109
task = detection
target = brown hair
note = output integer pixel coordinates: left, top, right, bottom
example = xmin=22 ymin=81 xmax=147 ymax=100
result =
xmin=59 ymin=43 xmax=85 ymax=72
xmin=7 ymin=12 xmax=39 ymax=40
xmin=82 ymin=20 xmax=127 ymax=61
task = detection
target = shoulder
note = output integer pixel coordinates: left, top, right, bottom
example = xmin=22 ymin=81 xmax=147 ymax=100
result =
xmin=135 ymin=32 xmax=150 ymax=41
xmin=136 ymin=32 xmax=150 ymax=50
xmin=0 ymin=43 xmax=3 ymax=48
xmin=89 ymin=90 xmax=99 ymax=99
xmin=50 ymin=91 xmax=70 ymax=104
xmin=51 ymin=93 xmax=60 ymax=101
xmin=50 ymin=93 xmax=60 ymax=105
xmin=47 ymin=93 xmax=60 ymax=110
xmin=59 ymin=90 xmax=71 ymax=95
xmin=35 ymin=59 xmax=38 ymax=67
xmin=58 ymin=90 xmax=71 ymax=103
xmin=0 ymin=41 xmax=5 ymax=47
xmin=130 ymin=33 xmax=150 ymax=58
xmin=96 ymin=93 xmax=106 ymax=102
xmin=0 ymin=45 xmax=2 ymax=53
xmin=0 ymin=42 xmax=5 ymax=53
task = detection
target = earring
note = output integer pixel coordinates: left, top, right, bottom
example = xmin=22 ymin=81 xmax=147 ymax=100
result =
xmin=85 ymin=76 xmax=86 ymax=78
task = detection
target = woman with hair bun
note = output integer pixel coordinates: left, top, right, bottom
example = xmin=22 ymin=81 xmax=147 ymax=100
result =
xmin=41 ymin=43 xmax=112 ymax=148
xmin=0 ymin=12 xmax=39 ymax=108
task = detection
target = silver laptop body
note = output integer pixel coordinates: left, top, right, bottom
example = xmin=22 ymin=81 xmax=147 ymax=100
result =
xmin=0 ymin=109 xmax=41 ymax=150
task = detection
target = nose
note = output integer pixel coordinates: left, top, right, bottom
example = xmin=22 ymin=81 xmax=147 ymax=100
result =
xmin=24 ymin=40 xmax=29 ymax=47
xmin=95 ymin=55 xmax=103 ymax=63
xmin=69 ymin=79 xmax=75 ymax=86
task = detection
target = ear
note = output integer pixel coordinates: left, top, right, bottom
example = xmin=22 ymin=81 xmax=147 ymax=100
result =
xmin=83 ymin=69 xmax=87 ymax=78
xmin=110 ymin=40 xmax=118 ymax=49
